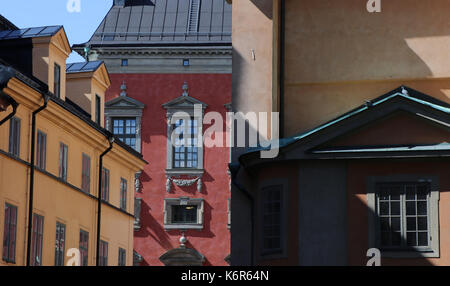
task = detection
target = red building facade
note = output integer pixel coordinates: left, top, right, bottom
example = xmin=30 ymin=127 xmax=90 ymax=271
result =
xmin=75 ymin=0 xmax=232 ymax=266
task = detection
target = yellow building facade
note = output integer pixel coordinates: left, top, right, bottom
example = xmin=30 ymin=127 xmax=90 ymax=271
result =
xmin=0 ymin=25 xmax=146 ymax=266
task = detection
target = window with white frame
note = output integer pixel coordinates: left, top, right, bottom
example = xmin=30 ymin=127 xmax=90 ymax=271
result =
xmin=368 ymin=176 xmax=440 ymax=258
xmin=172 ymin=117 xmax=199 ymax=169
xmin=164 ymin=197 xmax=204 ymax=230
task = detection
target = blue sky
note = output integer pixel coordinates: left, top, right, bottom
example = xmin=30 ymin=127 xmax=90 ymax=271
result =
xmin=1 ymin=0 xmax=113 ymax=63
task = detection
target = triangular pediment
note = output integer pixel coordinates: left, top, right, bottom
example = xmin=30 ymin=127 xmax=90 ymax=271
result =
xmin=241 ymin=86 xmax=450 ymax=165
xmin=106 ymin=96 xmax=145 ymax=109
xmin=162 ymin=95 xmax=207 ymax=110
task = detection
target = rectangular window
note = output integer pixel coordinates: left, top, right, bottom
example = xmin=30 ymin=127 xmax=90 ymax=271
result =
xmin=112 ymin=117 xmax=137 ymax=150
xmin=8 ymin=117 xmax=20 ymax=157
xmin=376 ymin=182 xmax=431 ymax=249
xmin=36 ymin=130 xmax=47 ymax=170
xmin=54 ymin=222 xmax=66 ymax=266
xmin=101 ymin=168 xmax=110 ymax=202
xmin=30 ymin=214 xmax=44 ymax=266
xmin=95 ymin=95 xmax=101 ymax=125
xmin=120 ymin=178 xmax=127 ymax=211
xmin=54 ymin=63 xmax=61 ymax=98
xmin=2 ymin=203 xmax=17 ymax=263
xmin=172 ymin=205 xmax=198 ymax=224
xmin=262 ymin=185 xmax=282 ymax=254
xmin=121 ymin=59 xmax=128 ymax=66
xmin=79 ymin=230 xmax=89 ymax=266
xmin=173 ymin=118 xmax=199 ymax=169
xmin=118 ymin=248 xmax=126 ymax=266
xmin=81 ymin=154 xmax=91 ymax=193
xmin=99 ymin=240 xmax=108 ymax=266
xmin=59 ymin=143 xmax=68 ymax=181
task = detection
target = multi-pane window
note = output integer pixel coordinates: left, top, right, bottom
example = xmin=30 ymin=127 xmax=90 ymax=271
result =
xmin=113 ymin=118 xmax=137 ymax=150
xmin=2 ymin=203 xmax=17 ymax=263
xmin=8 ymin=117 xmax=20 ymax=157
xmin=30 ymin=214 xmax=44 ymax=266
xmin=79 ymin=230 xmax=89 ymax=266
xmin=54 ymin=63 xmax=61 ymax=98
xmin=81 ymin=154 xmax=91 ymax=193
xmin=262 ymin=185 xmax=282 ymax=254
xmin=376 ymin=182 xmax=431 ymax=249
xmin=172 ymin=205 xmax=198 ymax=224
xmin=118 ymin=248 xmax=126 ymax=266
xmin=95 ymin=95 xmax=101 ymax=125
xmin=173 ymin=118 xmax=198 ymax=169
xmin=120 ymin=178 xmax=127 ymax=211
xmin=99 ymin=240 xmax=108 ymax=266
xmin=36 ymin=130 xmax=47 ymax=170
xmin=101 ymin=168 xmax=110 ymax=202
xmin=59 ymin=143 xmax=68 ymax=181
xmin=54 ymin=222 xmax=66 ymax=266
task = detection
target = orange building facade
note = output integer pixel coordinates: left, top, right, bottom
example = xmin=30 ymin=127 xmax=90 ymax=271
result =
xmin=0 ymin=22 xmax=146 ymax=266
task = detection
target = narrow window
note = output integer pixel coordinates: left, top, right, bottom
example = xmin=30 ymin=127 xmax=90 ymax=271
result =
xmin=2 ymin=203 xmax=17 ymax=263
xmin=101 ymin=168 xmax=110 ymax=202
xmin=95 ymin=94 xmax=101 ymax=125
xmin=79 ymin=230 xmax=89 ymax=266
xmin=36 ymin=130 xmax=47 ymax=170
xmin=59 ymin=143 xmax=68 ymax=181
xmin=99 ymin=240 xmax=108 ymax=266
xmin=8 ymin=117 xmax=20 ymax=157
xmin=376 ymin=182 xmax=431 ymax=249
xmin=112 ymin=117 xmax=137 ymax=150
xmin=54 ymin=63 xmax=61 ymax=98
xmin=173 ymin=118 xmax=199 ymax=169
xmin=30 ymin=214 xmax=44 ymax=266
xmin=262 ymin=185 xmax=282 ymax=254
xmin=172 ymin=205 xmax=198 ymax=224
xmin=118 ymin=248 xmax=126 ymax=266
xmin=54 ymin=222 xmax=66 ymax=266
xmin=81 ymin=154 xmax=91 ymax=193
xmin=120 ymin=178 xmax=127 ymax=211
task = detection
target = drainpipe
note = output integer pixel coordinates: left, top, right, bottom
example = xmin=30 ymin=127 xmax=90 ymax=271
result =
xmin=229 ymin=163 xmax=255 ymax=266
xmin=26 ymin=93 xmax=49 ymax=266
xmin=279 ymin=0 xmax=285 ymax=139
xmin=0 ymin=65 xmax=17 ymax=126
xmin=96 ymin=135 xmax=114 ymax=266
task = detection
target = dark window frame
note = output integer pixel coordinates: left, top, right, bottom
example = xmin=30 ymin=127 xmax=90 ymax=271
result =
xmin=112 ymin=117 xmax=137 ymax=150
xmin=261 ymin=185 xmax=283 ymax=255
xmin=79 ymin=230 xmax=89 ymax=266
xmin=8 ymin=117 xmax=20 ymax=157
xmin=54 ymin=63 xmax=61 ymax=98
xmin=171 ymin=205 xmax=198 ymax=224
xmin=54 ymin=222 xmax=66 ymax=266
xmin=99 ymin=240 xmax=108 ymax=266
xmin=118 ymin=248 xmax=126 ymax=266
xmin=101 ymin=168 xmax=110 ymax=202
xmin=59 ymin=142 xmax=68 ymax=181
xmin=2 ymin=203 xmax=17 ymax=263
xmin=81 ymin=154 xmax=91 ymax=193
xmin=30 ymin=214 xmax=44 ymax=266
xmin=95 ymin=94 xmax=101 ymax=125
xmin=36 ymin=130 xmax=47 ymax=170
xmin=120 ymin=178 xmax=127 ymax=211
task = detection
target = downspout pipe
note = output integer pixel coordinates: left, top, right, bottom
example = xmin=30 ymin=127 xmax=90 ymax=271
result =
xmin=0 ymin=65 xmax=18 ymax=126
xmin=26 ymin=93 xmax=49 ymax=266
xmin=229 ymin=163 xmax=255 ymax=266
xmin=96 ymin=135 xmax=114 ymax=266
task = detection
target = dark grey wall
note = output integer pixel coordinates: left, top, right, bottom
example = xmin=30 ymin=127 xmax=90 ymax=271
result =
xmin=298 ymin=161 xmax=348 ymax=266
xmin=230 ymin=184 xmax=253 ymax=266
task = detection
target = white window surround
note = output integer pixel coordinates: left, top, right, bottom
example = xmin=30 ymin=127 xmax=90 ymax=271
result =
xmin=105 ymin=82 xmax=145 ymax=153
xmin=164 ymin=197 xmax=204 ymax=230
xmin=162 ymin=82 xmax=207 ymax=193
xmin=367 ymin=175 xmax=440 ymax=258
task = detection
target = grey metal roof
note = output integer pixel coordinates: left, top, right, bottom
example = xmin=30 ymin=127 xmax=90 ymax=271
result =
xmin=0 ymin=26 xmax=62 ymax=41
xmin=82 ymin=0 xmax=231 ymax=46
xmin=66 ymin=61 xmax=104 ymax=73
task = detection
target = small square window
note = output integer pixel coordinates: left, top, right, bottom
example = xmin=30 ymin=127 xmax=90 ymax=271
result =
xmin=183 ymin=59 xmax=190 ymax=66
xmin=164 ymin=198 xmax=204 ymax=230
xmin=121 ymin=59 xmax=128 ymax=66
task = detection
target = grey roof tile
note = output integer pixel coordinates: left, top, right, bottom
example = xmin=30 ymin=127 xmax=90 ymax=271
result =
xmin=80 ymin=0 xmax=231 ymax=46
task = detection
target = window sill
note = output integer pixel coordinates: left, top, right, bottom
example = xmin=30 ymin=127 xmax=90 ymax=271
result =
xmin=164 ymin=224 xmax=203 ymax=230
xmin=165 ymin=169 xmax=204 ymax=177
xmin=379 ymin=248 xmax=439 ymax=258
